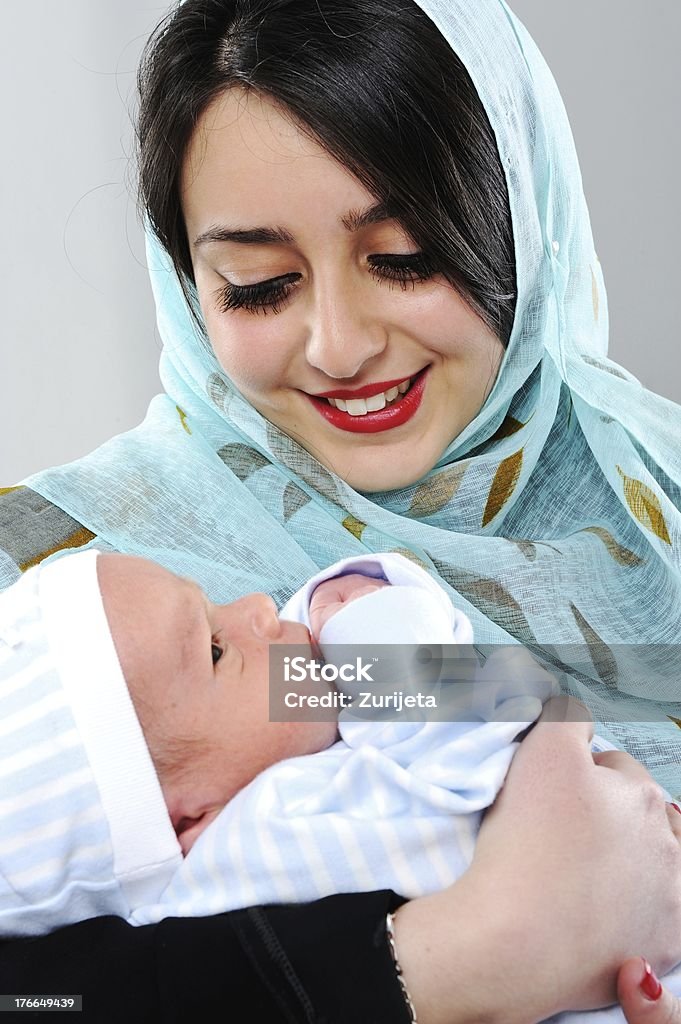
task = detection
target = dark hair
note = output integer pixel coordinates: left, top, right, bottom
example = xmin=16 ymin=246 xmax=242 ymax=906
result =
xmin=136 ymin=0 xmax=517 ymax=345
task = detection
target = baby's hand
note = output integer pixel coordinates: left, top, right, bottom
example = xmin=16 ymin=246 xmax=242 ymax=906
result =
xmin=309 ymin=573 xmax=390 ymax=640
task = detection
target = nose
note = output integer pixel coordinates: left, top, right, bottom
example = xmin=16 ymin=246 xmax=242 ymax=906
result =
xmin=215 ymin=592 xmax=282 ymax=642
xmin=305 ymin=280 xmax=387 ymax=379
xmin=244 ymin=593 xmax=283 ymax=641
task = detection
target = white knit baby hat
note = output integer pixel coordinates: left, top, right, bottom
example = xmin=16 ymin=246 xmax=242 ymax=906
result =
xmin=0 ymin=549 xmax=181 ymax=936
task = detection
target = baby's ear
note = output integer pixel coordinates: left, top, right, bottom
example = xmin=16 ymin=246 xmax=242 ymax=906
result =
xmin=173 ymin=807 xmax=222 ymax=855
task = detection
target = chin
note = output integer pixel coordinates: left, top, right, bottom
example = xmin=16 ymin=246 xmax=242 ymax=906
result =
xmin=344 ymin=452 xmax=441 ymax=493
xmin=299 ymin=720 xmax=339 ymax=755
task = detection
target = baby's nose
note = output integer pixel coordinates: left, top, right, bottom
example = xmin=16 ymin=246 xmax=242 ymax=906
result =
xmin=248 ymin=593 xmax=283 ymax=641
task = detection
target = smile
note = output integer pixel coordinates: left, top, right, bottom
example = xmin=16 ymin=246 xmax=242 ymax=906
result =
xmin=305 ymin=367 xmax=430 ymax=434
xmin=326 ymin=379 xmax=411 ymax=415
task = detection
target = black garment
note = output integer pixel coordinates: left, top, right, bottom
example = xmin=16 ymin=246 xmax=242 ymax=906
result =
xmin=0 ymin=891 xmax=411 ymax=1023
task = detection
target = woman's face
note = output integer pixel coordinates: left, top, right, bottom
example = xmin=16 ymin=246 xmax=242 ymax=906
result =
xmin=181 ymin=89 xmax=505 ymax=492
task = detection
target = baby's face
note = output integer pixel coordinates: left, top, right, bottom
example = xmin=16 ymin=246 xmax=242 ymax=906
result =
xmin=98 ymin=554 xmax=338 ymax=852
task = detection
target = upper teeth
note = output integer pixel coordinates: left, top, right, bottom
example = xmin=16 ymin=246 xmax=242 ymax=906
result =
xmin=327 ymin=379 xmax=411 ymax=415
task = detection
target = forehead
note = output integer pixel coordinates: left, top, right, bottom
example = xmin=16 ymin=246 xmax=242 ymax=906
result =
xmin=181 ymin=88 xmax=372 ymax=232
xmin=99 ymin=554 xmax=201 ymax=687
xmin=99 ymin=553 xmax=188 ymax=606
xmin=188 ymin=88 xmax=319 ymax=166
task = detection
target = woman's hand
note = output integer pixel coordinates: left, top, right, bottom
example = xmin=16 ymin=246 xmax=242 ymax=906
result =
xmin=391 ymin=698 xmax=681 ymax=1024
xmin=309 ymin=573 xmax=390 ymax=639
xmin=618 ymin=957 xmax=681 ymax=1023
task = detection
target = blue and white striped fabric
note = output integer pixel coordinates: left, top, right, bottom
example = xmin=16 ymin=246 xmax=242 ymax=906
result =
xmin=0 ymin=550 xmax=181 ymax=937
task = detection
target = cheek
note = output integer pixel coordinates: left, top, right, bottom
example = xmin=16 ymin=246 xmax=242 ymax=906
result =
xmin=412 ymin=288 xmax=487 ymax=355
xmin=204 ymin=311 xmax=292 ymax=396
xmin=274 ymin=720 xmax=337 ymax=760
xmin=418 ymin=293 xmax=504 ymax=390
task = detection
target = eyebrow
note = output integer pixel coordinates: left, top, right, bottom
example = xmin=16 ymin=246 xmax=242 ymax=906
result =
xmin=177 ymin=580 xmax=207 ymax=679
xmin=192 ymin=200 xmax=395 ymax=249
xmin=341 ymin=201 xmax=396 ymax=233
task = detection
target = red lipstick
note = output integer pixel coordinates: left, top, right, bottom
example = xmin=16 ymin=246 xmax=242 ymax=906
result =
xmin=314 ymin=376 xmax=413 ymax=401
xmin=305 ymin=367 xmax=429 ymax=434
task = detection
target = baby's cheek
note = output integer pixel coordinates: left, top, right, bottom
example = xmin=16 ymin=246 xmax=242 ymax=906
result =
xmin=290 ymin=719 xmax=339 ymax=757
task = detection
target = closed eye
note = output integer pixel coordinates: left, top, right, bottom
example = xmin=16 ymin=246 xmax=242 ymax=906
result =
xmin=213 ymin=253 xmax=435 ymax=316
xmin=215 ymin=273 xmax=299 ymax=316
xmin=366 ymin=252 xmax=434 ymax=288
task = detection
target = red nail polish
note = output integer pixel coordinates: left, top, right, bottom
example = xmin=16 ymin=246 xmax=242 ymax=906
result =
xmin=671 ymin=802 xmax=681 ymax=815
xmin=640 ymin=959 xmax=662 ymax=1001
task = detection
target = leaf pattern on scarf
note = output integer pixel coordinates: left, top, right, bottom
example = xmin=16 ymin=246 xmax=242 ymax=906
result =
xmin=513 ymin=540 xmax=537 ymax=561
xmin=176 ymin=406 xmax=191 ymax=434
xmin=582 ymin=355 xmax=628 ymax=381
xmin=217 ymin=443 xmax=270 ymax=481
xmin=490 ymin=415 xmax=526 ymax=443
xmin=20 ymin=526 xmax=96 ymax=573
xmin=591 ymin=266 xmax=600 ymax=322
xmin=431 ymin=558 xmax=538 ymax=645
xmin=342 ymin=515 xmax=366 ymax=541
xmin=406 ymin=463 xmax=468 ymax=518
xmin=514 ymin=540 xmax=565 ymax=559
xmin=569 ymin=603 xmax=618 ymax=687
xmin=265 ymin=422 xmax=341 ymax=506
xmin=390 ymin=548 xmax=432 ymax=572
xmin=0 ymin=486 xmax=22 ymax=496
xmin=581 ymin=526 xmax=644 ymax=567
xmin=482 ymin=450 xmax=523 ymax=527
xmin=283 ymin=481 xmax=311 ymax=522
xmin=668 ymin=716 xmax=681 ymax=730
xmin=616 ymin=466 xmax=672 ymax=546
xmin=601 ymin=415 xmax=615 ymax=425
xmin=206 ymin=372 xmax=232 ymax=412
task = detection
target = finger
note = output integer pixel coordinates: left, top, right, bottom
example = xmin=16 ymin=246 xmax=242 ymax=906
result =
xmin=501 ymin=697 xmax=595 ymax=783
xmin=310 ymin=602 xmax=343 ymax=638
xmin=537 ymin=695 xmax=593 ymax=726
xmin=310 ymin=584 xmax=342 ymax=607
xmin=346 ymin=583 xmax=385 ymax=601
xmin=617 ymin=957 xmax=681 ymax=1023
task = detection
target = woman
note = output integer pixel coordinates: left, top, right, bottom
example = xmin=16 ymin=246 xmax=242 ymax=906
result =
xmin=1 ymin=0 xmax=680 ymax=1020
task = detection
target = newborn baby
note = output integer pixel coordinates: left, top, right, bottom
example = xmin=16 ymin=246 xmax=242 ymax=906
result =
xmin=0 ymin=546 xmax=554 ymax=938
xmin=100 ymin=550 xmax=475 ymax=852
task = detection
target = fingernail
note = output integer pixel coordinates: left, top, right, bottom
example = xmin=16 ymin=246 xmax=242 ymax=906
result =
xmin=639 ymin=959 xmax=662 ymax=1001
xmin=671 ymin=802 xmax=681 ymax=815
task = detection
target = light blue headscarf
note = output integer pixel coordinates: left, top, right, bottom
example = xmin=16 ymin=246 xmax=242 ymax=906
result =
xmin=21 ymin=0 xmax=681 ymax=791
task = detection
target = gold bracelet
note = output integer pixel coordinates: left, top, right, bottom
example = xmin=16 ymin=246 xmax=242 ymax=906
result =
xmin=385 ymin=912 xmax=419 ymax=1024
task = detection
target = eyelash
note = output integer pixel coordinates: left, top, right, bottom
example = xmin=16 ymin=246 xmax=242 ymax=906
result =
xmin=215 ymin=254 xmax=435 ymax=316
xmin=211 ymin=638 xmax=223 ymax=666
